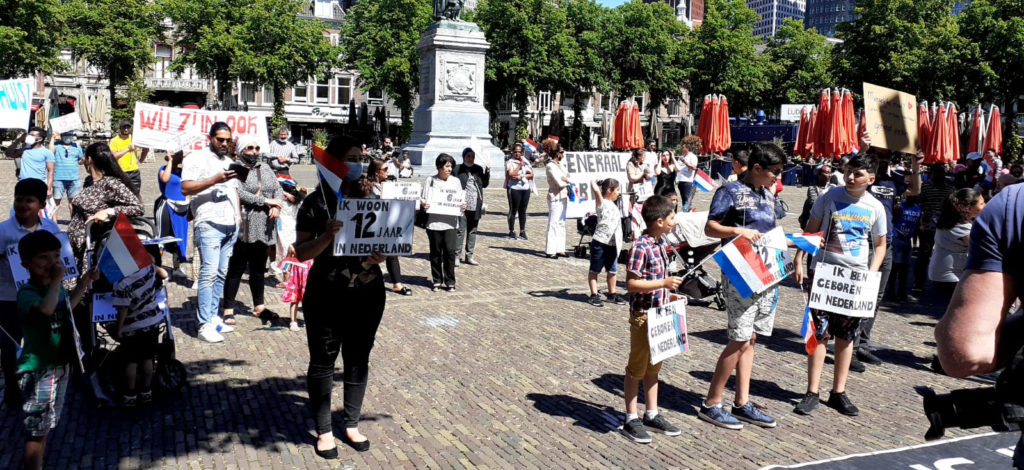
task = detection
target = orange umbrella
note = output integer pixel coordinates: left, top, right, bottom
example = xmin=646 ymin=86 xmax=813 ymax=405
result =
xmin=918 ymin=102 xmax=932 ymax=158
xmin=612 ymin=102 xmax=628 ymax=150
xmin=805 ymin=106 xmax=819 ymax=157
xmin=984 ymin=104 xmax=1003 ymax=155
xmin=827 ymin=89 xmax=843 ymax=158
xmin=794 ymin=107 xmax=808 ymax=158
xmin=709 ymin=95 xmax=722 ymax=153
xmin=718 ymin=96 xmax=731 ymax=153
xmin=697 ymin=95 xmax=712 ymax=154
xmin=629 ymin=103 xmax=643 ymax=149
xmin=946 ymin=103 xmax=960 ymax=163
xmin=841 ymin=90 xmax=856 ymax=155
xmin=815 ymin=89 xmax=832 ymax=158
xmin=967 ymin=107 xmax=984 ymax=154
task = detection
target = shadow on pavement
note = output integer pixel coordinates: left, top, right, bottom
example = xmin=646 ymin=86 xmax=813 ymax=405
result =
xmin=688 ymin=370 xmax=803 ymax=404
xmin=526 ymin=393 xmax=621 ymax=433
xmin=526 ymin=288 xmax=592 ymax=304
xmin=591 ymin=373 xmax=705 ymax=416
xmin=687 ymin=328 xmax=809 ymax=356
xmin=489 ymin=246 xmax=547 ymax=258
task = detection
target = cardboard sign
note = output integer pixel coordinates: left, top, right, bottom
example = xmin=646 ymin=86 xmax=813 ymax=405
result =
xmin=132 ymin=102 xmax=269 ymax=151
xmin=425 ymin=185 xmax=465 ymax=216
xmin=648 ymin=299 xmax=689 ymax=365
xmin=92 ymin=292 xmax=117 ymax=323
xmin=380 ymin=181 xmax=422 ymax=210
xmin=564 ymin=152 xmax=632 ymax=219
xmin=0 ymin=79 xmax=35 ymax=130
xmin=333 ymin=199 xmax=415 ymax=256
xmin=49 ymin=112 xmax=83 ymax=134
xmin=6 ymin=232 xmax=78 ymax=290
xmin=808 ymin=262 xmax=882 ymax=318
xmin=635 ymin=179 xmax=655 ymax=202
xmin=863 ymin=82 xmax=918 ymax=154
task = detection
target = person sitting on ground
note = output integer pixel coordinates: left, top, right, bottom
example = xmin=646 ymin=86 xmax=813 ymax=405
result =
xmin=793 ymin=151 xmax=887 ymax=418
xmin=586 ymin=178 xmax=626 ymax=307
xmin=619 ymin=195 xmax=684 ymax=444
xmin=399 ymin=151 xmax=414 ymax=178
xmin=112 ymin=262 xmax=169 ymax=407
xmin=16 ymin=230 xmax=98 ymax=470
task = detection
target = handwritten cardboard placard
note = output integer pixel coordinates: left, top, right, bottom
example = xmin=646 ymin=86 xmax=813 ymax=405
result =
xmin=6 ymin=232 xmax=78 ymax=290
xmin=808 ymin=262 xmax=882 ymax=318
xmin=648 ymin=299 xmax=689 ymax=365
xmin=333 ymin=199 xmax=415 ymax=256
xmin=863 ymin=82 xmax=918 ymax=154
xmin=0 ymin=79 xmax=35 ymax=130
xmin=132 ymin=102 xmax=269 ymax=151
xmin=564 ymin=152 xmax=631 ymax=219
xmin=425 ymin=185 xmax=465 ymax=216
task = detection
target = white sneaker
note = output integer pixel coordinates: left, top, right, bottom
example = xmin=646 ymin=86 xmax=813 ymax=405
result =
xmin=289 ymin=321 xmax=300 ymax=331
xmin=198 ymin=324 xmax=224 ymax=343
xmin=212 ymin=316 xmax=235 ymax=333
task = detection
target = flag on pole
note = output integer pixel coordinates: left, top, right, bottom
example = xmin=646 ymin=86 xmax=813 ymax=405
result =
xmin=523 ymin=138 xmax=539 ymax=154
xmin=694 ymin=169 xmax=718 ymax=193
xmin=799 ymin=306 xmax=819 ymax=355
xmin=711 ymin=229 xmax=793 ymax=298
xmin=276 ymin=174 xmax=297 ymax=187
xmin=786 ymin=232 xmax=823 ymax=257
xmin=312 ymin=145 xmax=349 ymax=203
xmin=98 ymin=213 xmax=153 ymax=284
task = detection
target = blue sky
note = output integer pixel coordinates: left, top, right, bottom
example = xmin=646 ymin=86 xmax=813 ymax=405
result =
xmin=596 ymin=0 xmax=630 ymax=7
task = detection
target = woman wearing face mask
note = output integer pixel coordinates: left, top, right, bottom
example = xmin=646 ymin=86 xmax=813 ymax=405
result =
xmin=68 ymin=143 xmax=143 ymax=262
xmin=293 ymin=136 xmax=386 ymax=459
xmin=50 ymin=131 xmax=83 ymax=220
xmin=366 ymin=158 xmax=411 ymax=295
xmin=155 ymin=150 xmax=190 ymax=277
xmin=222 ymin=136 xmax=284 ymax=325
xmin=421 ymin=153 xmax=467 ymax=291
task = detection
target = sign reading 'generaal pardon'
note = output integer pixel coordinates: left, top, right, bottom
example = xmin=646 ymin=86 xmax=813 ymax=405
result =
xmin=564 ymin=152 xmax=631 ymax=219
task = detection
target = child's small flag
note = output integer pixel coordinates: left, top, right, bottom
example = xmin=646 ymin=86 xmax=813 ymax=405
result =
xmin=711 ymin=229 xmax=792 ymax=298
xmin=799 ymin=306 xmax=819 ymax=355
xmin=312 ymin=145 xmax=349 ymax=203
xmin=276 ymin=174 xmax=297 ymax=187
xmin=523 ymin=138 xmax=539 ymax=154
xmin=277 ymin=257 xmax=305 ymax=271
xmin=694 ymin=169 xmax=718 ymax=192
xmin=98 ymin=213 xmax=153 ymax=284
xmin=786 ymin=232 xmax=823 ymax=256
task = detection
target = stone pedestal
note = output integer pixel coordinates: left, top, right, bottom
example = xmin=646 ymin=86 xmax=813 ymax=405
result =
xmin=403 ymin=21 xmax=505 ymax=169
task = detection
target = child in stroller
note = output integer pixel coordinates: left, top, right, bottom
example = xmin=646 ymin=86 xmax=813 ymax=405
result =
xmin=662 ymin=211 xmax=726 ymax=310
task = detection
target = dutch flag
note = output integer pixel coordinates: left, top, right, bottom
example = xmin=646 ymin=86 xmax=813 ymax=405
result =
xmin=523 ymin=138 xmax=539 ymax=154
xmin=313 ymin=145 xmax=350 ymax=203
xmin=712 ymin=235 xmax=785 ymax=298
xmin=97 ymin=213 xmax=153 ymax=284
xmin=800 ymin=306 xmax=819 ymax=355
xmin=276 ymin=174 xmax=297 ymax=187
xmin=694 ymin=169 xmax=718 ymax=193
xmin=786 ymin=232 xmax=823 ymax=257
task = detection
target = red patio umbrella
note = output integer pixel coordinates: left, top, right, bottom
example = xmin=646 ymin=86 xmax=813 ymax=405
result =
xmin=841 ymin=90 xmax=856 ymax=155
xmin=946 ymin=103 xmax=960 ymax=163
xmin=629 ymin=103 xmax=643 ymax=149
xmin=815 ymin=89 xmax=832 ymax=158
xmin=794 ymin=107 xmax=809 ymax=158
xmin=827 ymin=89 xmax=843 ymax=158
xmin=697 ymin=95 xmax=712 ymax=154
xmin=984 ymin=104 xmax=1003 ymax=155
xmin=612 ymin=102 xmax=629 ymax=150
xmin=718 ymin=96 xmax=731 ymax=153
xmin=708 ymin=95 xmax=722 ymax=153
xmin=918 ymin=102 xmax=932 ymax=158
xmin=804 ymin=106 xmax=819 ymax=157
xmin=967 ymin=107 xmax=984 ymax=154
xmin=926 ymin=102 xmax=946 ymax=164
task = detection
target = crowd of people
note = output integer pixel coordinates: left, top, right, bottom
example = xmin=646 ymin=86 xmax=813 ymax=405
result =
xmin=0 ymin=114 xmax=1021 ymax=468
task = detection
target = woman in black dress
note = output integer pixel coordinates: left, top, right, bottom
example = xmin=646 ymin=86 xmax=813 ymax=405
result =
xmin=293 ymin=136 xmax=386 ymax=459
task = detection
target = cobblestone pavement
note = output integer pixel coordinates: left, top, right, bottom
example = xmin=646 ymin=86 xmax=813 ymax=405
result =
xmin=0 ymin=158 xmax=995 ymax=469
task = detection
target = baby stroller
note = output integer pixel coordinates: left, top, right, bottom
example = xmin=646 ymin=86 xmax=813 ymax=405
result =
xmin=81 ymin=219 xmax=187 ymax=405
xmin=663 ymin=211 xmax=726 ymax=310
xmin=573 ymin=214 xmax=598 ymax=259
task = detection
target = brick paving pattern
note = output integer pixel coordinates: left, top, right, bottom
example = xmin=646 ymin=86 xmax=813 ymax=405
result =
xmin=0 ymin=159 xmax=992 ymax=469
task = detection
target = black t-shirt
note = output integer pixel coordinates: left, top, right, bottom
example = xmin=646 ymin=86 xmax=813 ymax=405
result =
xmin=295 ymin=186 xmax=384 ymax=294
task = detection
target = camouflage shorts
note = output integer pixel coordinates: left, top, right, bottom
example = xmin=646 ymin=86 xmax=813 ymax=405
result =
xmin=723 ymin=277 xmax=779 ymax=342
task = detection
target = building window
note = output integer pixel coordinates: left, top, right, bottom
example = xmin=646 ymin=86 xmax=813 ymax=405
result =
xmin=263 ymin=86 xmax=275 ymax=104
xmin=292 ymin=82 xmax=308 ymax=103
xmin=667 ymin=99 xmax=681 ymax=117
xmin=315 ymin=77 xmax=330 ymax=103
xmin=314 ymin=0 xmax=333 ymax=18
xmin=239 ymin=81 xmax=256 ymax=104
xmin=60 ymin=49 xmax=75 ymax=73
xmin=367 ymin=88 xmax=384 ymax=103
xmin=600 ymin=93 xmax=612 ymax=112
xmin=538 ymin=91 xmax=552 ymax=112
xmin=633 ymin=95 xmax=646 ymax=113
xmin=154 ymin=43 xmax=173 ymax=78
xmin=336 ymin=76 xmax=353 ymax=105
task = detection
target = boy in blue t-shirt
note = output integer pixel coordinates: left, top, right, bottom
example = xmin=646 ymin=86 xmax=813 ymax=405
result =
xmin=888 ymin=195 xmax=922 ymax=301
xmin=793 ymin=152 xmax=887 ymax=417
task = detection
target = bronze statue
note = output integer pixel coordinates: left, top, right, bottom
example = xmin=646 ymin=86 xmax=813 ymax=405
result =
xmin=433 ymin=0 xmax=463 ymax=21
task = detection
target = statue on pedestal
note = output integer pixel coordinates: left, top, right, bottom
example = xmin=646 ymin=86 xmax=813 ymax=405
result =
xmin=433 ymin=0 xmax=464 ymax=21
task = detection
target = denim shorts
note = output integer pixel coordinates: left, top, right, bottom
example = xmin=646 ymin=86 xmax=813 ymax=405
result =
xmin=589 ymin=240 xmax=618 ymax=274
xmin=52 ymin=179 xmax=81 ymax=200
xmin=891 ymin=239 xmax=913 ymax=265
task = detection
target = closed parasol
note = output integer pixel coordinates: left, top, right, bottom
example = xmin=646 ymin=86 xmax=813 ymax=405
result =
xmin=815 ymin=89 xmax=832 ymax=158
xmin=967 ymin=107 xmax=984 ymax=154
xmin=946 ymin=103 xmax=960 ymax=164
xmin=629 ymin=103 xmax=643 ymax=149
xmin=918 ymin=101 xmax=932 ymax=159
xmin=697 ymin=95 xmax=712 ymax=154
xmin=984 ymin=105 xmax=1003 ymax=155
xmin=612 ymin=102 xmax=629 ymax=150
xmin=827 ymin=89 xmax=843 ymax=158
xmin=804 ymin=106 xmax=819 ymax=157
xmin=717 ymin=96 xmax=731 ymax=153
xmin=794 ymin=107 xmax=809 ymax=158
xmin=841 ymin=90 xmax=856 ymax=155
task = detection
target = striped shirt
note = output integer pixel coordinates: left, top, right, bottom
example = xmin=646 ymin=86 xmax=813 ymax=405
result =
xmin=111 ymin=266 xmax=166 ymax=336
xmin=920 ymin=181 xmax=953 ymax=230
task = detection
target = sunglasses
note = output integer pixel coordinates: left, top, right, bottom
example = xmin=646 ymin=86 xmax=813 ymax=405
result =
xmin=213 ymin=137 xmax=231 ymax=143
xmin=244 ymin=145 xmax=260 ymax=151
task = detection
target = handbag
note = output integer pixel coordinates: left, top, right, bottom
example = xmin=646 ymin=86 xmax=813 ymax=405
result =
xmin=415 ymin=177 xmax=432 ymax=228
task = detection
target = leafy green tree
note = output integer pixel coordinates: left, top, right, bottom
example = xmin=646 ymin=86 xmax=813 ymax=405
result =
xmin=164 ymin=0 xmax=246 ymax=108
xmin=763 ymin=18 xmax=833 ymax=115
xmin=833 ymin=0 xmax=979 ymax=104
xmin=340 ymin=0 xmax=432 ymax=142
xmin=0 ymin=0 xmax=69 ymax=79
xmin=686 ymin=0 xmax=767 ymax=114
xmin=604 ymin=0 xmax=688 ymax=140
xmin=958 ymin=0 xmax=1024 ymax=106
xmin=63 ymin=0 xmax=165 ymax=128
xmin=564 ymin=0 xmax=611 ymax=149
xmin=231 ymin=0 xmax=342 ymax=129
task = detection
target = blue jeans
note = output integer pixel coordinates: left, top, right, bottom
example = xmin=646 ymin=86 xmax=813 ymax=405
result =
xmin=194 ymin=221 xmax=237 ymax=325
xmin=677 ymin=181 xmax=696 ymax=212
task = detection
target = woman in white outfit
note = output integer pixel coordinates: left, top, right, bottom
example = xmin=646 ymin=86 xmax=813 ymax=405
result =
xmin=544 ymin=139 xmax=569 ymax=258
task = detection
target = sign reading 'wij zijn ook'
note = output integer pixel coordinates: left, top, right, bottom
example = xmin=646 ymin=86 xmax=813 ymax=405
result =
xmin=333 ymin=199 xmax=415 ymax=257
xmin=808 ymin=262 xmax=882 ymax=318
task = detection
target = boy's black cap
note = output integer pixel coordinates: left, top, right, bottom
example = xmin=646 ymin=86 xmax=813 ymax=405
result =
xmin=15 ymin=178 xmax=47 ymax=204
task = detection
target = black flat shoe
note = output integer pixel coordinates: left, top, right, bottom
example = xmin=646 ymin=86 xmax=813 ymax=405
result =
xmin=341 ymin=434 xmax=370 ymax=452
xmin=314 ymin=444 xmax=338 ymax=460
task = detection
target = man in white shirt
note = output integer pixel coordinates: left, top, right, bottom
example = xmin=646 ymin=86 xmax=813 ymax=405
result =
xmin=181 ymin=122 xmax=240 ymax=343
xmin=676 ymin=144 xmax=699 ymax=211
xmin=268 ymin=127 xmax=298 ymax=175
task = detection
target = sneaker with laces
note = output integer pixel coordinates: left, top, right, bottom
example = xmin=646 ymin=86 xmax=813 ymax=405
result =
xmin=826 ymin=391 xmax=859 ymax=416
xmin=731 ymin=402 xmax=777 ymax=428
xmin=122 ymin=394 xmax=137 ymax=407
xmin=588 ymin=294 xmax=604 ymax=307
xmin=848 ymin=356 xmax=866 ymax=373
xmin=698 ymin=403 xmax=743 ymax=430
xmin=620 ymin=418 xmax=652 ymax=443
xmin=198 ymin=324 xmax=224 ymax=343
xmin=607 ymin=293 xmax=628 ymax=305
xmin=793 ymin=392 xmax=819 ymax=415
xmin=140 ymin=390 xmax=153 ymax=404
xmin=642 ymin=414 xmax=681 ymax=436
xmin=212 ymin=316 xmax=235 ymax=333
xmin=856 ymin=348 xmax=883 ymax=365
xmin=290 ymin=321 xmax=300 ymax=331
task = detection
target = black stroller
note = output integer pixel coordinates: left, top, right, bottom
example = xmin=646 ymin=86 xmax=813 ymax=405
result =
xmin=573 ymin=214 xmax=598 ymax=259
xmin=81 ymin=219 xmax=187 ymax=405
xmin=663 ymin=211 xmax=726 ymax=310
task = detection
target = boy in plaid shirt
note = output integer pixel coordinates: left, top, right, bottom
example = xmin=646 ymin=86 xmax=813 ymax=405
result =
xmin=620 ymin=195 xmax=684 ymax=443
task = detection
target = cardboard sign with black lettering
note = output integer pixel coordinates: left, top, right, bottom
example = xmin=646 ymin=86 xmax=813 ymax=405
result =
xmin=808 ymin=262 xmax=882 ymax=318
xmin=648 ymin=299 xmax=689 ymax=365
xmin=7 ymin=232 xmax=78 ymax=289
xmin=424 ymin=185 xmax=465 ymax=216
xmin=333 ymin=199 xmax=415 ymax=257
xmin=564 ymin=152 xmax=632 ymax=219
xmin=380 ymin=181 xmax=422 ymax=210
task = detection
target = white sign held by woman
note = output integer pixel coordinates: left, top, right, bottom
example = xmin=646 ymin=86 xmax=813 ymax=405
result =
xmin=333 ymin=199 xmax=415 ymax=256
xmin=648 ymin=299 xmax=689 ymax=365
xmin=808 ymin=262 xmax=882 ymax=318
xmin=425 ymin=186 xmax=465 ymax=216
xmin=49 ymin=112 xmax=83 ymax=134
xmin=564 ymin=152 xmax=632 ymax=219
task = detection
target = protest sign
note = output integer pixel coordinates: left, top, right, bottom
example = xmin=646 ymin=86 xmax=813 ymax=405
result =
xmin=425 ymin=185 xmax=465 ymax=216
xmin=49 ymin=112 xmax=83 ymax=134
xmin=712 ymin=227 xmax=794 ymax=298
xmin=808 ymin=262 xmax=882 ymax=318
xmin=7 ymin=232 xmax=79 ymax=290
xmin=381 ymin=181 xmax=423 ymax=210
xmin=648 ymin=299 xmax=689 ymax=365
xmin=0 ymin=79 xmax=35 ymax=130
xmin=863 ymin=82 xmax=918 ymax=154
xmin=333 ymin=199 xmax=415 ymax=256
xmin=780 ymin=104 xmax=812 ymax=122
xmin=92 ymin=292 xmax=117 ymax=323
xmin=564 ymin=152 xmax=632 ymax=219
xmin=132 ymin=102 xmax=269 ymax=151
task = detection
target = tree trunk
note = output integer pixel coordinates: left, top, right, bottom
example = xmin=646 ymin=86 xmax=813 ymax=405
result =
xmin=571 ymin=91 xmax=585 ymax=151
xmin=271 ymin=81 xmax=286 ymax=130
xmin=108 ymin=69 xmax=118 ymax=129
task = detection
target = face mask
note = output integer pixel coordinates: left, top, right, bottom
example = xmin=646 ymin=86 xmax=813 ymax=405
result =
xmin=24 ymin=135 xmax=37 ymax=146
xmin=240 ymin=152 xmax=258 ymax=165
xmin=277 ymin=138 xmax=287 ymax=143
xmin=62 ymin=137 xmax=73 ymax=145
xmin=343 ymin=162 xmax=364 ymax=181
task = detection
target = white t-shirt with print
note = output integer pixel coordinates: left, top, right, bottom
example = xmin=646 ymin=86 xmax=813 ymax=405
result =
xmin=181 ymin=148 xmax=238 ymax=226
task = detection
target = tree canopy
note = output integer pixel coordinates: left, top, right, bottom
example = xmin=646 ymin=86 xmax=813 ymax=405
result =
xmin=762 ymin=18 xmax=833 ymax=112
xmin=686 ymin=0 xmax=767 ymax=114
xmin=0 ymin=0 xmax=69 ymax=79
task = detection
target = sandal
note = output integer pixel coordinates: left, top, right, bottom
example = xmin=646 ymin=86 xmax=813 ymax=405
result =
xmin=393 ymin=287 xmax=412 ymax=296
xmin=222 ymin=314 xmax=237 ymax=325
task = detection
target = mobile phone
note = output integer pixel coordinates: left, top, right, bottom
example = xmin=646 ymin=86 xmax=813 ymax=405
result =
xmin=228 ymin=162 xmax=250 ymax=181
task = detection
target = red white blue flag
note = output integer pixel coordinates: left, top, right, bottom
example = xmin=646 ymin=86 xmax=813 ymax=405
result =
xmin=313 ymin=145 xmax=349 ymax=203
xmin=523 ymin=138 xmax=539 ymax=154
xmin=276 ymin=174 xmax=296 ymax=187
xmin=694 ymin=169 xmax=718 ymax=193
xmin=786 ymin=232 xmax=823 ymax=257
xmin=800 ymin=306 xmax=819 ymax=355
xmin=98 ymin=213 xmax=153 ymax=284
xmin=711 ymin=228 xmax=793 ymax=298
